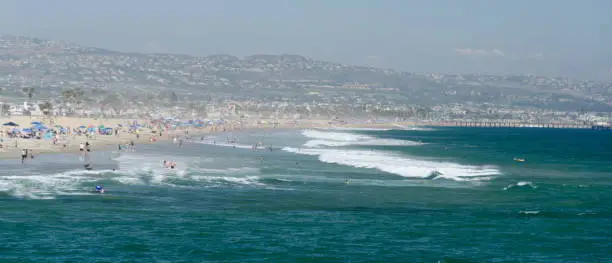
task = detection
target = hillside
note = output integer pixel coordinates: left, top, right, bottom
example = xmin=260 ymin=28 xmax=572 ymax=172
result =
xmin=0 ymin=35 xmax=610 ymax=111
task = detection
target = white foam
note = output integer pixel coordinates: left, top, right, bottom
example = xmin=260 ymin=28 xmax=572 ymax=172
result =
xmin=303 ymin=129 xmax=371 ymax=141
xmin=0 ymin=151 xmax=266 ymax=199
xmin=391 ymin=124 xmax=436 ymax=131
xmin=326 ymin=127 xmax=391 ymax=131
xmin=303 ymin=139 xmax=421 ymax=148
xmin=112 ymin=152 xmax=264 ymax=187
xmin=189 ymin=175 xmax=264 ymax=186
xmin=301 ymin=129 xmax=422 ymax=148
xmin=0 ymin=169 xmax=114 ymax=199
xmin=282 ymin=147 xmax=500 ymax=181
xmin=503 ymin=181 xmax=537 ymax=191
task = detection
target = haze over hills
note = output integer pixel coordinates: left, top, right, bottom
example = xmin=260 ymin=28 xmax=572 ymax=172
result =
xmin=0 ymin=35 xmax=611 ymax=114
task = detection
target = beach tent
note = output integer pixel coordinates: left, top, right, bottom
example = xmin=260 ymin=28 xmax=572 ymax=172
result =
xmin=3 ymin=122 xmax=19 ymax=127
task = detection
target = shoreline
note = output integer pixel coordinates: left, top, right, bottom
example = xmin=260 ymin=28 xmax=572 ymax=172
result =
xmin=0 ymin=117 xmax=431 ymax=161
xmin=2 ymin=116 xmax=597 ymax=161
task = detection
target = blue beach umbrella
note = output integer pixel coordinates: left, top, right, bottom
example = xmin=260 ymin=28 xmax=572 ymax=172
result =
xmin=31 ymin=121 xmax=42 ymax=125
xmin=3 ymin=122 xmax=19 ymax=127
xmin=33 ymin=125 xmax=47 ymax=131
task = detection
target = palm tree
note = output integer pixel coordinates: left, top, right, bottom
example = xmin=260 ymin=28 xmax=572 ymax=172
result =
xmin=22 ymin=87 xmax=35 ymax=101
xmin=61 ymin=88 xmax=85 ymax=105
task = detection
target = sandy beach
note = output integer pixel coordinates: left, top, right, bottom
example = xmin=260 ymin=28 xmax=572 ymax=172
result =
xmin=0 ymin=116 xmax=324 ymax=160
xmin=0 ymin=115 xmax=428 ymax=160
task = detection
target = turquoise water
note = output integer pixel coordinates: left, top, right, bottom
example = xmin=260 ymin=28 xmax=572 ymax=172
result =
xmin=1 ymin=127 xmax=611 ymax=262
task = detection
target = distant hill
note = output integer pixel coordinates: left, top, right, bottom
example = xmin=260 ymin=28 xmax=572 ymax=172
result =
xmin=0 ymin=35 xmax=610 ymax=111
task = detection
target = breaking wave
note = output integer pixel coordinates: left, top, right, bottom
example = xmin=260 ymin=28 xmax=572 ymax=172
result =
xmin=282 ymin=147 xmax=500 ymax=181
xmin=325 ymin=127 xmax=391 ymax=131
xmin=301 ymin=129 xmax=422 ymax=148
xmin=0 ymin=153 xmax=266 ymax=200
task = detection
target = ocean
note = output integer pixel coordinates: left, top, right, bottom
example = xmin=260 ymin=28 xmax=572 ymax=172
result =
xmin=1 ymin=127 xmax=610 ymax=262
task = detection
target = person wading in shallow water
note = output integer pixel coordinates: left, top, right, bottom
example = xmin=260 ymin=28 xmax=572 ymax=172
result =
xmin=21 ymin=149 xmax=28 ymax=165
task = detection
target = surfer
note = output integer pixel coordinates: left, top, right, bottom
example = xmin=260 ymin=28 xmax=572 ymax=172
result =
xmin=95 ymin=185 xmax=105 ymax=193
xmin=84 ymin=163 xmax=93 ymax=170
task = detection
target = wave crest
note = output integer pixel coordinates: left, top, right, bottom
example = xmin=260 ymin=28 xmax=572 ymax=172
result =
xmin=283 ymin=147 xmax=500 ymax=181
xmin=301 ymin=129 xmax=422 ymax=148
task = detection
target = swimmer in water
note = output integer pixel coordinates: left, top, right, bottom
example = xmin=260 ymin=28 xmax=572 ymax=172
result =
xmin=95 ymin=185 xmax=105 ymax=193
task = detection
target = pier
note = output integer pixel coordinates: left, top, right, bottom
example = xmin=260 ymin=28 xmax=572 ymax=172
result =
xmin=436 ymin=121 xmax=596 ymax=129
xmin=591 ymin=124 xmax=611 ymax=130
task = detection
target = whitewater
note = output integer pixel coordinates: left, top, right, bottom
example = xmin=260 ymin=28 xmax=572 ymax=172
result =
xmin=1 ymin=127 xmax=610 ymax=262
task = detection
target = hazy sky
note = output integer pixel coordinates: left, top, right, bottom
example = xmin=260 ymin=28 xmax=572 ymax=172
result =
xmin=1 ymin=0 xmax=610 ymax=80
